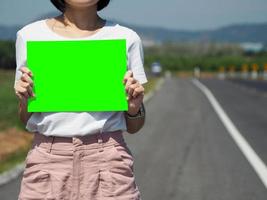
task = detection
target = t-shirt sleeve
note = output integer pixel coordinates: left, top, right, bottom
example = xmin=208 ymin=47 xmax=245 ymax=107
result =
xmin=127 ymin=32 xmax=148 ymax=85
xmin=14 ymin=31 xmax=27 ymax=88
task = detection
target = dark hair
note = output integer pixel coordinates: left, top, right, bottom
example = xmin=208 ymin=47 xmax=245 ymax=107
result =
xmin=50 ymin=0 xmax=110 ymax=12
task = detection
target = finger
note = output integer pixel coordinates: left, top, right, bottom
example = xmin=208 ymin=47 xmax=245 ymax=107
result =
xmin=17 ymin=79 xmax=34 ymax=97
xmin=21 ymin=73 xmax=34 ymax=87
xmin=17 ymin=86 xmax=29 ymax=99
xmin=19 ymin=84 xmax=33 ymax=99
xmin=19 ymin=66 xmax=32 ymax=75
xmin=27 ymin=85 xmax=34 ymax=97
xmin=19 ymin=66 xmax=33 ymax=77
xmin=123 ymin=70 xmax=133 ymax=84
xmin=15 ymin=91 xmax=24 ymax=100
xmin=22 ymin=83 xmax=34 ymax=97
xmin=125 ymin=77 xmax=137 ymax=92
xmin=132 ymin=85 xmax=145 ymax=98
xmin=127 ymin=83 xmax=139 ymax=98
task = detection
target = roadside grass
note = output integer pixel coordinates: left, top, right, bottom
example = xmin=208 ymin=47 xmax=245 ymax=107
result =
xmin=143 ymin=75 xmax=160 ymax=93
xmin=0 ymin=69 xmax=161 ymax=174
xmin=0 ymin=69 xmax=24 ymax=131
xmin=0 ymin=128 xmax=33 ymax=173
xmin=0 ymin=146 xmax=30 ymax=173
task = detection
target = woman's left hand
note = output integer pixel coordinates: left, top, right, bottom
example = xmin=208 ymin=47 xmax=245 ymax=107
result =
xmin=123 ymin=70 xmax=145 ymax=116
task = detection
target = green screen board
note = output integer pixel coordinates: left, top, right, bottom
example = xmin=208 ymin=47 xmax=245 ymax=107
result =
xmin=27 ymin=39 xmax=128 ymax=112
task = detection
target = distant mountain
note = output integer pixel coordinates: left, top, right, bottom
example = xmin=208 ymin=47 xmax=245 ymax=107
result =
xmin=127 ymin=22 xmax=267 ymax=44
xmin=0 ymin=12 xmax=266 ymax=44
xmin=203 ymin=23 xmax=267 ymax=43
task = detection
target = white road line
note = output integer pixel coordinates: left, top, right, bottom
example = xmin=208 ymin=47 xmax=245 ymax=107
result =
xmin=192 ymin=78 xmax=267 ymax=189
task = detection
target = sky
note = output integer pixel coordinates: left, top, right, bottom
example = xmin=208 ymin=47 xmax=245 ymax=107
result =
xmin=0 ymin=0 xmax=267 ymax=30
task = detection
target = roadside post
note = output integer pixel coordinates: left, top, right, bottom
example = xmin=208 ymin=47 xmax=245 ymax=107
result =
xmin=251 ymin=63 xmax=258 ymax=80
xmin=228 ymin=66 xmax=236 ymax=78
xmin=263 ymin=64 xmax=267 ymax=80
xmin=218 ymin=66 xmax=225 ymax=80
xmin=194 ymin=66 xmax=200 ymax=79
xmin=241 ymin=64 xmax=249 ymax=79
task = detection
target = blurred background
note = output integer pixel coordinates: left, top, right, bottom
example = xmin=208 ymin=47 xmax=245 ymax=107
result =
xmin=0 ymin=0 xmax=267 ymax=199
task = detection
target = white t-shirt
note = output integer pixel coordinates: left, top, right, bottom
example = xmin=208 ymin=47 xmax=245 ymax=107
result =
xmin=14 ymin=19 xmax=148 ymax=137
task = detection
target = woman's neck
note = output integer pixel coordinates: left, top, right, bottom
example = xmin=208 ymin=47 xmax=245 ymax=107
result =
xmin=62 ymin=5 xmax=103 ymax=31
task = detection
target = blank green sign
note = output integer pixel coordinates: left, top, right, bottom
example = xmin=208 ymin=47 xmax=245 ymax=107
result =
xmin=27 ymin=39 xmax=128 ymax=112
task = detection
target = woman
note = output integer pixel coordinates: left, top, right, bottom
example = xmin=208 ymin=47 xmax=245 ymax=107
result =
xmin=13 ymin=0 xmax=148 ymax=199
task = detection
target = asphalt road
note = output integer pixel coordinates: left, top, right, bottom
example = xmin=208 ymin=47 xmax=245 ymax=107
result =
xmin=125 ymin=77 xmax=267 ymax=200
xmin=200 ymin=78 xmax=267 ymax=169
xmin=228 ymin=78 xmax=267 ymax=93
xmin=1 ymin=77 xmax=266 ymax=199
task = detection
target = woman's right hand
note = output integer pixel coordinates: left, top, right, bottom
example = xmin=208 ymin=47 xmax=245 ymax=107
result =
xmin=14 ymin=66 xmax=35 ymax=104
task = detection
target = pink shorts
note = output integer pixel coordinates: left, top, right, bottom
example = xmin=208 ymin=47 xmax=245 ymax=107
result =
xmin=18 ymin=130 xmax=141 ymax=200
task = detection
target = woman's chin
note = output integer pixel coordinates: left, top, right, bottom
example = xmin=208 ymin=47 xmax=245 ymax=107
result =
xmin=65 ymin=0 xmax=99 ymax=9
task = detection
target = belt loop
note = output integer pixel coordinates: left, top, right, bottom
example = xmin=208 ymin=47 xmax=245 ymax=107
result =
xmin=97 ymin=130 xmax=103 ymax=143
xmin=48 ymin=136 xmax=55 ymax=153
xmin=97 ymin=131 xmax=104 ymax=151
